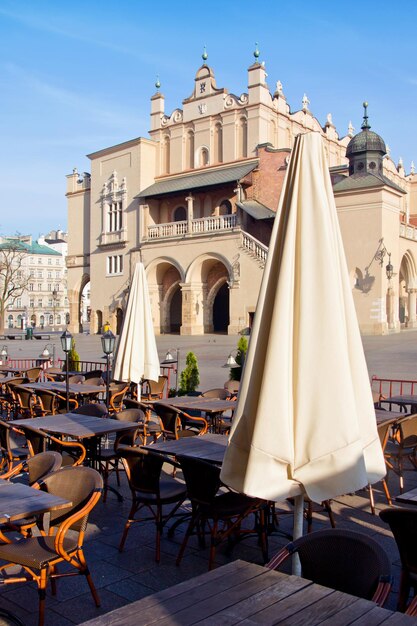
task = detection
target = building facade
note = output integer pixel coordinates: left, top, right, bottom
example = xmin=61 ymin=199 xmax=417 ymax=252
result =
xmin=1 ymin=231 xmax=69 ymax=331
xmin=66 ymin=52 xmax=417 ymax=336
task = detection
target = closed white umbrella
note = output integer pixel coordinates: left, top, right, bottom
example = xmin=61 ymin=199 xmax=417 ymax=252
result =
xmin=221 ymin=132 xmax=385 ymax=543
xmin=113 ymin=262 xmax=160 ymax=386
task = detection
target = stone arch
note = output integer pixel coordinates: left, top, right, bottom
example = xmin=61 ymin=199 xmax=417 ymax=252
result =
xmin=399 ymin=250 xmax=417 ymax=326
xmin=146 ymin=258 xmax=185 ymax=334
xmin=197 ymin=145 xmax=209 ymax=167
xmin=69 ymin=272 xmax=90 ymax=334
xmin=185 ymin=253 xmax=233 ymax=334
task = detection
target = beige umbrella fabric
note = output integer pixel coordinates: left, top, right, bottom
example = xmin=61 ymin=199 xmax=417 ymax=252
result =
xmin=221 ymin=131 xmax=385 ymax=505
xmin=113 ymin=262 xmax=160 ymax=385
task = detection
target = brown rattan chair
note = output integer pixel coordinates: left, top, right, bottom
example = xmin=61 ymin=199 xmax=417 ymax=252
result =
xmin=71 ymin=403 xmax=109 ymax=418
xmin=0 ymin=419 xmax=28 ymax=472
xmin=117 ymin=444 xmax=187 ymax=562
xmin=108 ymin=383 xmax=129 ymax=414
xmin=0 ymin=378 xmax=28 ymax=419
xmin=176 ymin=454 xmax=268 ymax=570
xmin=152 ymin=402 xmax=208 ymax=440
xmin=266 ymin=528 xmax=392 ymax=607
xmin=35 ymin=388 xmax=78 ymax=416
xmin=223 ymin=379 xmax=240 ymax=397
xmin=0 ymin=466 xmax=103 ymax=626
xmin=380 ymin=507 xmax=417 ymax=612
xmin=68 ymin=374 xmax=85 ymax=384
xmin=13 ymin=385 xmax=38 ymax=419
xmin=368 ymin=420 xmax=393 ymax=514
xmin=201 ymin=388 xmax=231 ymax=400
xmin=96 ymin=408 xmax=146 ymax=502
xmin=384 ymin=413 xmax=417 ymax=493
xmin=141 ymin=376 xmax=168 ymax=400
xmin=16 ymin=423 xmax=86 ymax=467
xmin=24 ymin=367 xmax=42 ymax=383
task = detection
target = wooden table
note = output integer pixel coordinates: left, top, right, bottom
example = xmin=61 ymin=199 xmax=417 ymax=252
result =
xmin=79 ymin=559 xmax=417 ymax=625
xmin=143 ymin=433 xmax=227 ymax=464
xmin=375 ymin=408 xmax=404 ymax=425
xmin=396 ymin=488 xmax=417 ymax=505
xmin=13 ymin=413 xmax=139 ymax=440
xmin=21 ymin=381 xmax=105 ymax=397
xmin=154 ymin=397 xmax=235 ymax=431
xmin=0 ymin=479 xmax=70 ymax=524
xmin=381 ymin=395 xmax=417 ymax=412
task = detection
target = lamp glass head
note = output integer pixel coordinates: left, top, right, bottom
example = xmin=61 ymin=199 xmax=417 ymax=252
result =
xmin=60 ymin=329 xmax=73 ymax=353
xmin=101 ymin=330 xmax=116 ymax=355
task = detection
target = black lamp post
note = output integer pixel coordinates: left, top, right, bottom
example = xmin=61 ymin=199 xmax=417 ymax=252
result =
xmin=162 ymin=348 xmax=180 ymax=393
xmin=101 ymin=330 xmax=115 ymax=408
xmin=60 ymin=329 xmax=72 ymax=413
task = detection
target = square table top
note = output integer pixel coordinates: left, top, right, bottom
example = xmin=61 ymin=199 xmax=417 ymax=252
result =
xmin=79 ymin=559 xmax=417 ymax=625
xmin=0 ymin=480 xmax=70 ymax=524
xmin=12 ymin=413 xmax=139 ymax=440
xmin=382 ymin=394 xmax=417 ymax=407
xmin=21 ymin=381 xmax=105 ymax=396
xmin=142 ymin=433 xmax=228 ymax=464
xmin=375 ymin=408 xmax=405 ymax=425
xmin=153 ymin=397 xmax=236 ymax=414
xmin=396 ymin=488 xmax=417 ymax=505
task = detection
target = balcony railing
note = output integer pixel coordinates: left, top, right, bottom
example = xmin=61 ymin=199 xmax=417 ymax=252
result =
xmin=147 ymin=214 xmax=238 ymax=240
xmin=240 ymin=232 xmax=268 ymax=266
xmin=400 ymin=223 xmax=417 ymax=241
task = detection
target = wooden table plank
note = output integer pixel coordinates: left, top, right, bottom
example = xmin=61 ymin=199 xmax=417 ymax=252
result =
xmin=13 ymin=414 xmax=139 ymax=440
xmin=0 ymin=481 xmax=70 ymax=523
xmin=396 ymin=488 xmax=417 ymax=505
xmin=142 ymin=433 xmax=227 ymax=464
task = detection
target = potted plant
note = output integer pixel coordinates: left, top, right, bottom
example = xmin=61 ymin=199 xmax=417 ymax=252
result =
xmin=229 ymin=336 xmax=248 ymax=381
xmin=178 ymin=351 xmax=200 ymax=396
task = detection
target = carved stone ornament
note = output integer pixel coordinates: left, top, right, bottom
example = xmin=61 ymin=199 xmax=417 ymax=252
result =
xmin=198 ymin=103 xmax=207 ymax=115
xmin=173 ymin=110 xmax=183 ymax=123
xmin=161 ymin=115 xmax=169 ymax=126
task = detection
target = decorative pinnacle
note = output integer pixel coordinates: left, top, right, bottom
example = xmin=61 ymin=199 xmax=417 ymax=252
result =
xmin=202 ymin=46 xmax=208 ymax=61
xmin=155 ymin=75 xmax=161 ymax=90
xmin=361 ymin=101 xmax=371 ymax=130
xmin=254 ymin=42 xmax=260 ymax=62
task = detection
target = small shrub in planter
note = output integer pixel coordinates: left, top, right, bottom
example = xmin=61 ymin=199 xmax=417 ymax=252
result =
xmin=178 ymin=351 xmax=200 ymax=395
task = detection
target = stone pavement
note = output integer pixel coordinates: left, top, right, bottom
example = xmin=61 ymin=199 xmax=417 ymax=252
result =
xmin=0 ymin=330 xmax=417 ymax=623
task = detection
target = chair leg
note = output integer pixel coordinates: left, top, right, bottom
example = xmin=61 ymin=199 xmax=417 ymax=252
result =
xmin=398 ymin=570 xmax=411 ymax=612
xmin=382 ymin=478 xmax=392 ymax=506
xmin=38 ymin=568 xmax=48 ymax=626
xmin=208 ymin=518 xmax=219 ymax=570
xmin=78 ymin=549 xmax=101 ymax=607
xmin=369 ymin=484 xmax=376 ymax=515
xmin=176 ymin=514 xmax=198 ymax=566
xmin=119 ymin=501 xmax=138 ymax=551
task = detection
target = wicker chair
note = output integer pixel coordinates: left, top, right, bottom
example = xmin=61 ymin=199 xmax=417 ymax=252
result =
xmin=0 ymin=378 xmax=28 ymax=419
xmin=201 ymin=388 xmax=231 ymax=400
xmin=176 ymin=455 xmax=268 ymax=571
xmin=384 ymin=414 xmax=417 ymax=493
xmin=368 ymin=420 xmax=393 ymax=514
xmin=141 ymin=376 xmax=168 ymax=400
xmin=0 ymin=419 xmax=28 ymax=472
xmin=13 ymin=385 xmax=38 ymax=419
xmin=152 ymin=402 xmax=208 ymax=439
xmin=380 ymin=507 xmax=417 ymax=611
xmin=266 ymin=528 xmax=392 ymax=607
xmin=24 ymin=367 xmax=42 ymax=383
xmin=117 ymin=444 xmax=187 ymax=562
xmin=16 ymin=423 xmax=86 ymax=467
xmin=35 ymin=388 xmax=78 ymax=416
xmin=108 ymin=383 xmax=129 ymax=414
xmin=0 ymin=466 xmax=103 ymax=626
xmin=71 ymin=403 xmax=108 ymax=418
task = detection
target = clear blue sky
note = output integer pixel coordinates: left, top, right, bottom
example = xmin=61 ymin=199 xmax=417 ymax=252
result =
xmin=0 ymin=0 xmax=416 ymax=236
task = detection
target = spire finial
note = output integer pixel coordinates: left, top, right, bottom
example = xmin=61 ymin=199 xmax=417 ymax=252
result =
xmin=361 ymin=101 xmax=371 ymax=130
xmin=253 ymin=42 xmax=260 ymax=62
xmin=155 ymin=75 xmax=161 ymax=90
xmin=202 ymin=45 xmax=208 ymax=62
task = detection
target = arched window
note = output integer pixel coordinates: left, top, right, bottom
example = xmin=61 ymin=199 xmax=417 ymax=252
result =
xmin=7 ymin=314 xmax=13 ymax=328
xmin=214 ymin=123 xmax=223 ymax=163
xmin=174 ymin=206 xmax=187 ymax=222
xmin=49 ymin=314 xmax=53 ymax=325
xmin=200 ymin=148 xmax=209 ymax=167
xmin=219 ymin=199 xmax=232 ymax=215
xmin=56 ymin=314 xmax=61 ymax=325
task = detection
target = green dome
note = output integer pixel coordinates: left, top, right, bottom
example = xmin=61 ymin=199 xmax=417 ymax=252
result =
xmin=346 ymin=129 xmax=386 ymax=157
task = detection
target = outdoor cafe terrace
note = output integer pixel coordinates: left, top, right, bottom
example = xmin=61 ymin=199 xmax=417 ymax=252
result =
xmin=0 ymin=346 xmax=416 ymax=624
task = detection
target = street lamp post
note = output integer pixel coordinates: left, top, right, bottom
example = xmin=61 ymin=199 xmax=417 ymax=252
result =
xmin=162 ymin=348 xmax=180 ymax=393
xmin=101 ymin=330 xmax=116 ymax=408
xmin=60 ymin=330 xmax=72 ymax=413
xmin=40 ymin=343 xmax=56 ymax=367
xmin=52 ymin=289 xmax=58 ymax=331
xmin=0 ymin=346 xmax=8 ymax=366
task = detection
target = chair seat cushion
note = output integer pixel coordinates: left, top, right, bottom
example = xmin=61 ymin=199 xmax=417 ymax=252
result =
xmin=135 ymin=476 xmax=186 ymax=504
xmin=203 ymin=492 xmax=260 ymax=518
xmin=0 ymin=535 xmax=78 ymax=569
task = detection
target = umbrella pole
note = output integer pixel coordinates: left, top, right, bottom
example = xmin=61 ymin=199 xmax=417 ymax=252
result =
xmin=292 ymin=494 xmax=304 ymax=575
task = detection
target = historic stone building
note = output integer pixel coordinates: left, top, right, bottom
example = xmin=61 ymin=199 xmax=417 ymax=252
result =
xmin=66 ymin=50 xmax=417 ymax=336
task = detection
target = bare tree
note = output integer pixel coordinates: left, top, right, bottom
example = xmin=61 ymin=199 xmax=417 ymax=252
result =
xmin=0 ymin=240 xmax=31 ymax=333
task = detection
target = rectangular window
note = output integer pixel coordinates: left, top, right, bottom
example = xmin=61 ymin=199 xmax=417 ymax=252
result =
xmin=38 ymin=283 xmax=42 ymax=291
xmin=107 ymin=255 xmax=123 ymax=275
xmin=48 ymin=258 xmax=52 ymax=265
xmin=38 ymin=299 xmax=42 ymax=307
xmin=56 ymin=259 xmax=60 ymax=265
xmin=16 ymin=298 xmax=21 ymax=308
xmin=29 ymin=298 xmax=35 ymax=308
xmin=37 ymin=271 xmax=43 ymax=279
xmin=48 ymin=298 xmax=53 ymax=307
xmin=38 ymin=258 xmax=42 ymax=264
xmin=47 ymin=284 xmax=52 ymax=291
xmin=55 ymin=284 xmax=60 ymax=292
xmin=55 ymin=271 xmax=60 ymax=279
xmin=30 ymin=270 xmax=35 ymax=277
xmin=29 ymin=283 xmax=34 ymax=291
xmin=47 ymin=271 xmax=52 ymax=279
xmin=108 ymin=201 xmax=123 ymax=232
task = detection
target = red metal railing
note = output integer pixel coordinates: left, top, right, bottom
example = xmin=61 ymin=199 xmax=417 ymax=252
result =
xmin=371 ymin=376 xmax=417 ymax=397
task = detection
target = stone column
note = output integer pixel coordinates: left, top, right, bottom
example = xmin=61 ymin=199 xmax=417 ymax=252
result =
xmin=227 ymin=283 xmax=241 ymax=335
xmin=407 ymin=288 xmax=417 ymax=327
xmin=180 ymin=282 xmax=204 ymax=335
xmin=185 ymin=194 xmax=194 ymax=235
xmin=140 ymin=203 xmax=149 ymax=242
